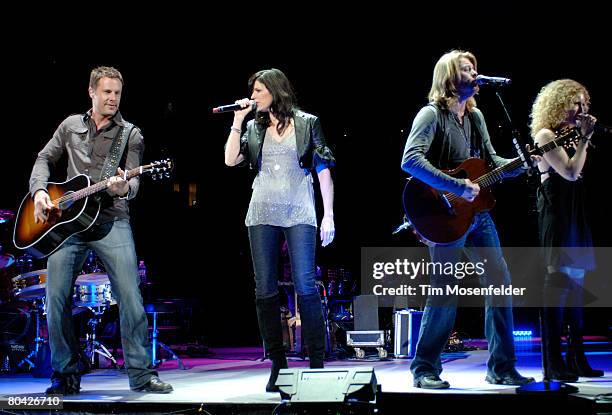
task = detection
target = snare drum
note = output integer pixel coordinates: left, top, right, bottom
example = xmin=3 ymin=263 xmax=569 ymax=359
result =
xmin=12 ymin=269 xmax=48 ymax=300
xmin=73 ymin=273 xmax=116 ymax=307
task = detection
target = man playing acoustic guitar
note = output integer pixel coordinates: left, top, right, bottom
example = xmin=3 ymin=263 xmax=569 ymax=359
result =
xmin=402 ymin=50 xmax=535 ymax=389
xmin=29 ymin=66 xmax=172 ymax=395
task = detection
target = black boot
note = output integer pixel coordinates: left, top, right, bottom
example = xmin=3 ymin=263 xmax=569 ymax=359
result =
xmin=566 ymin=306 xmax=604 ymax=377
xmin=45 ymin=372 xmax=81 ymax=395
xmin=542 ymin=307 xmax=578 ymax=382
xmin=298 ymin=293 xmax=326 ymax=369
xmin=542 ymin=272 xmax=577 ymax=382
xmin=256 ymin=295 xmax=288 ymax=392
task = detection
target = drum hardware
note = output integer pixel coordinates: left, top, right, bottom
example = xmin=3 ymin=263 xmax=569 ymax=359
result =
xmin=16 ymin=299 xmax=47 ymax=370
xmin=73 ymin=273 xmax=116 ymax=308
xmin=279 ymin=280 xmax=332 ymax=358
xmin=72 ymin=273 xmax=118 ymax=368
xmin=81 ymin=304 xmax=118 ymax=369
xmin=144 ymin=302 xmax=186 ymax=369
xmin=0 ymin=303 xmax=32 ymax=372
xmin=0 ymin=248 xmax=15 ymax=304
xmin=15 ymin=253 xmax=34 ymax=274
xmin=330 ymin=300 xmax=353 ymax=322
xmin=83 ymin=250 xmax=104 ymax=275
xmin=317 ymin=280 xmax=332 ymax=355
xmin=326 ymin=267 xmax=356 ymax=298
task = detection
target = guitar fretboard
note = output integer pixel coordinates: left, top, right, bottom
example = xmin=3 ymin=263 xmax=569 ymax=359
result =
xmin=474 ymin=128 xmax=580 ymax=189
xmin=53 ymin=166 xmax=145 ymax=206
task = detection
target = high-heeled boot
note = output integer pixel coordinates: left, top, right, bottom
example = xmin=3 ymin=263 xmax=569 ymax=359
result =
xmin=566 ymin=306 xmax=604 ymax=377
xmin=542 ymin=272 xmax=577 ymax=382
xmin=255 ymin=295 xmax=288 ymax=392
xmin=298 ymin=293 xmax=326 ymax=368
xmin=542 ymin=307 xmax=579 ymax=382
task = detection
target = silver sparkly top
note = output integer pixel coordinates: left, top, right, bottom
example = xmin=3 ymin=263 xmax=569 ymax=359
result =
xmin=245 ymin=128 xmax=316 ymax=227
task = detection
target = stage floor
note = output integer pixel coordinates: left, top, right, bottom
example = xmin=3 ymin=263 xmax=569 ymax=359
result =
xmin=1 ymin=343 xmax=612 ymax=408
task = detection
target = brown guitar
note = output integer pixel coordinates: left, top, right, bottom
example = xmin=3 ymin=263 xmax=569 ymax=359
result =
xmin=402 ymin=128 xmax=581 ymax=246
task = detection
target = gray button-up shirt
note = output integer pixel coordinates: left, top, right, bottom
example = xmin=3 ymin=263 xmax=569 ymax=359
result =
xmin=29 ymin=110 xmax=144 ymax=225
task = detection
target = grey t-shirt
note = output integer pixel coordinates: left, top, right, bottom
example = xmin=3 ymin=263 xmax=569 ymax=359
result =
xmin=245 ymin=129 xmax=316 ymax=228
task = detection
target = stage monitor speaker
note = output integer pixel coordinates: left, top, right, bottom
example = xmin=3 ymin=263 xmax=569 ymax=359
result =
xmin=276 ymin=367 xmax=377 ymax=403
xmin=353 ymin=295 xmax=379 ymax=331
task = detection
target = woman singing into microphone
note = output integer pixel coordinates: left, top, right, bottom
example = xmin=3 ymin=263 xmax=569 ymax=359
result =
xmin=224 ymin=68 xmax=335 ymax=392
xmin=530 ymin=79 xmax=603 ymax=381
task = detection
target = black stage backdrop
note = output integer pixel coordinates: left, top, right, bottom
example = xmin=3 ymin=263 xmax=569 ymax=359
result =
xmin=1 ymin=6 xmax=610 ymax=345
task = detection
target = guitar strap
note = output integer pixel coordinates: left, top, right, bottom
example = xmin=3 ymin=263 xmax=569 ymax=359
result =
xmin=427 ymin=103 xmax=448 ymax=169
xmin=99 ymin=122 xmax=134 ymax=182
xmin=466 ymin=111 xmax=487 ymax=161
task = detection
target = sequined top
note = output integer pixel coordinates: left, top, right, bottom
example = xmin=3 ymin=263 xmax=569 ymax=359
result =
xmin=245 ymin=128 xmax=316 ymax=227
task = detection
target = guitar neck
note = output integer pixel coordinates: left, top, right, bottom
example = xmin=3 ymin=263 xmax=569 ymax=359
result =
xmin=473 ymin=158 xmax=523 ymax=189
xmin=53 ymin=167 xmax=144 ymax=207
xmin=472 ymin=128 xmax=579 ymax=190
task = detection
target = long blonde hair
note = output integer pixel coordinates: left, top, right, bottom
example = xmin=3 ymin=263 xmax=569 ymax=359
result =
xmin=530 ymin=79 xmax=590 ymax=137
xmin=428 ymin=50 xmax=477 ymax=111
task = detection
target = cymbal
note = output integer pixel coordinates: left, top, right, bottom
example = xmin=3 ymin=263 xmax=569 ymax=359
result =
xmin=0 ymin=253 xmax=15 ymax=269
xmin=0 ymin=209 xmax=14 ymax=224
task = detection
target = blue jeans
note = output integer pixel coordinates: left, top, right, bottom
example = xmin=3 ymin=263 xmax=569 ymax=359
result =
xmin=248 ymin=224 xmax=318 ymax=299
xmin=46 ymin=220 xmax=156 ymax=389
xmin=410 ymin=212 xmax=518 ymax=379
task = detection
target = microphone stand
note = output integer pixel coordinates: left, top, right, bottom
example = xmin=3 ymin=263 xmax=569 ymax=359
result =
xmin=494 ymin=91 xmax=538 ymax=175
xmin=494 ymin=91 xmax=579 ymax=395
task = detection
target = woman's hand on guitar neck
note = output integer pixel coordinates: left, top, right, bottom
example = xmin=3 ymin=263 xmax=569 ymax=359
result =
xmin=461 ymin=179 xmax=480 ymax=202
xmin=33 ymin=190 xmax=55 ymax=224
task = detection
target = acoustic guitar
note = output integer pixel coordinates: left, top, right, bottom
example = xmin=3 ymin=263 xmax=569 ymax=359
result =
xmin=402 ymin=128 xmax=581 ymax=246
xmin=13 ymin=159 xmax=172 ymax=258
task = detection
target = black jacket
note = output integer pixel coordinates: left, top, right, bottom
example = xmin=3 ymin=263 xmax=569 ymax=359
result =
xmin=239 ymin=110 xmax=335 ymax=173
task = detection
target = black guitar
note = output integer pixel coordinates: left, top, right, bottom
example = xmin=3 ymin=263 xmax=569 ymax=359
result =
xmin=13 ymin=159 xmax=172 ymax=258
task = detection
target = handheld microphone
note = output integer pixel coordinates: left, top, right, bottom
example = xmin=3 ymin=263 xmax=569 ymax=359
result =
xmin=475 ymin=75 xmax=512 ymax=86
xmin=212 ymin=100 xmax=255 ymax=114
xmin=576 ymin=119 xmax=612 ymax=135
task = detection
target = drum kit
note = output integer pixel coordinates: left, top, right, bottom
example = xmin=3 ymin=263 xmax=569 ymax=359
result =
xmin=0 ymin=208 xmax=120 ymax=372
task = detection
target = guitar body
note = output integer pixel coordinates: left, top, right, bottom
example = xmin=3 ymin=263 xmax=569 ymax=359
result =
xmin=403 ymin=158 xmax=496 ymax=246
xmin=13 ymin=175 xmax=100 ymax=258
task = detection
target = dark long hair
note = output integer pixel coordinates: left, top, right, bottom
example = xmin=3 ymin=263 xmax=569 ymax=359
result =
xmin=248 ymin=68 xmax=297 ymax=135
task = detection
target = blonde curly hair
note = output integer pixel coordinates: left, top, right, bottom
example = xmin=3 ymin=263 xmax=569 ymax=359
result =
xmin=530 ymin=79 xmax=590 ymax=138
xmin=428 ymin=50 xmax=477 ymax=111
